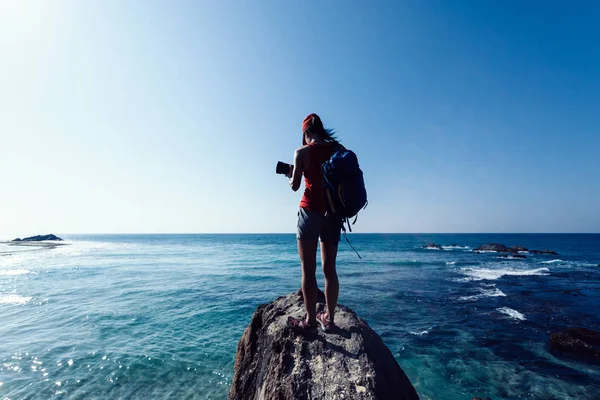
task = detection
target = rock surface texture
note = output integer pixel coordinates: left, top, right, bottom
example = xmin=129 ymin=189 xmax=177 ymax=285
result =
xmin=229 ymin=290 xmax=419 ymax=400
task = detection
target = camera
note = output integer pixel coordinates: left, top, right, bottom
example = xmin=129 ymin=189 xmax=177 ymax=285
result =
xmin=276 ymin=161 xmax=292 ymax=175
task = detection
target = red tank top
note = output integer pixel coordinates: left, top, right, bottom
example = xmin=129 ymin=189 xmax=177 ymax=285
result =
xmin=299 ymin=143 xmax=336 ymax=215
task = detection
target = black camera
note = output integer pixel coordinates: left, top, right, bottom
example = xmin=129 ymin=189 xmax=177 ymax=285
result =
xmin=276 ymin=161 xmax=292 ymax=175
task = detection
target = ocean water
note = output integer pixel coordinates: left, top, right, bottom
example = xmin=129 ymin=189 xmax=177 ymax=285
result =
xmin=1 ymin=234 xmax=599 ymax=399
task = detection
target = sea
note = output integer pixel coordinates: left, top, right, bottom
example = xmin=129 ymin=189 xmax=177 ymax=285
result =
xmin=0 ymin=234 xmax=599 ymax=400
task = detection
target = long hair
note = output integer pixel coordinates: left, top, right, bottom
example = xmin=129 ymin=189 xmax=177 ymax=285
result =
xmin=306 ymin=114 xmax=339 ymax=144
xmin=317 ymin=127 xmax=339 ymax=144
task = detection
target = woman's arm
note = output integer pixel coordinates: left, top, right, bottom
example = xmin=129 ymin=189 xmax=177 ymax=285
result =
xmin=289 ymin=146 xmax=307 ymax=192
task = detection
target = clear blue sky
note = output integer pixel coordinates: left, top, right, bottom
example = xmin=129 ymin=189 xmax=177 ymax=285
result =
xmin=1 ymin=0 xmax=599 ymax=237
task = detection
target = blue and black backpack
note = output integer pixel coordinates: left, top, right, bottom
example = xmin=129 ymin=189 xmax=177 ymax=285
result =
xmin=321 ymin=145 xmax=368 ymax=235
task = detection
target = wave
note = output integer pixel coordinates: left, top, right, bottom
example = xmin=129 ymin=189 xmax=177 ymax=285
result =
xmin=459 ymin=285 xmax=507 ymax=301
xmin=495 ymin=256 xmax=526 ymax=260
xmin=541 ymin=259 xmax=563 ymax=264
xmin=388 ymin=260 xmax=450 ymax=267
xmin=497 ymin=307 xmax=526 ymax=321
xmin=0 ymin=269 xmax=31 ymax=276
xmin=446 ymin=261 xmax=456 ymax=265
xmin=410 ymin=330 xmax=429 ymax=336
xmin=0 ymin=294 xmax=32 ymax=305
xmin=458 ymin=267 xmax=550 ymax=281
xmin=442 ymin=245 xmax=471 ymax=250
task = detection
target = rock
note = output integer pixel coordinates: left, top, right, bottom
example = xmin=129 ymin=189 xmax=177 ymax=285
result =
xmin=229 ymin=291 xmax=419 ymax=400
xmin=530 ymin=249 xmax=558 ymax=255
xmin=423 ymin=243 xmax=442 ymax=250
xmin=12 ymin=234 xmax=63 ymax=242
xmin=549 ymin=327 xmax=600 ymax=364
xmin=500 ymin=254 xmax=527 ymax=259
xmin=473 ymin=397 xmax=492 ymax=400
xmin=545 ymin=289 xmax=584 ymax=296
xmin=474 ymin=243 xmax=509 ymax=252
xmin=566 ymin=328 xmax=600 ymax=346
xmin=508 ymin=245 xmax=529 ymax=254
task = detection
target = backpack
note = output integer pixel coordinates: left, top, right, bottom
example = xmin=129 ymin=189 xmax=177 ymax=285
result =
xmin=321 ymin=146 xmax=368 ymax=233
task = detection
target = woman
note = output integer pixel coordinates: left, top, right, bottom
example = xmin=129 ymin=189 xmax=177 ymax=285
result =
xmin=286 ymin=113 xmax=344 ymax=333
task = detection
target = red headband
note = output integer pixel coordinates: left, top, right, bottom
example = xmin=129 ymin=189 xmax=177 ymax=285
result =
xmin=302 ymin=113 xmax=318 ymax=133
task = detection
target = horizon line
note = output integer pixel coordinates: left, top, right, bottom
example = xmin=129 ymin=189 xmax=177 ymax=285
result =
xmin=5 ymin=232 xmax=599 ymax=236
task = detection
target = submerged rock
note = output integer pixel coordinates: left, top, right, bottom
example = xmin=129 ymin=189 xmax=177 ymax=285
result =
xmin=549 ymin=328 xmax=600 ymax=364
xmin=474 ymin=244 xmax=558 ymax=256
xmin=530 ymin=249 xmax=558 ymax=255
xmin=12 ymin=234 xmax=63 ymax=242
xmin=423 ymin=243 xmax=442 ymax=250
xmin=229 ymin=290 xmax=419 ymax=400
xmin=474 ymin=243 xmax=509 ymax=252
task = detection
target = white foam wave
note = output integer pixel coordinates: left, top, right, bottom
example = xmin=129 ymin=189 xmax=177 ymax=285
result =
xmin=410 ymin=330 xmax=429 ymax=336
xmin=459 ymin=267 xmax=550 ymax=281
xmin=497 ymin=307 xmax=526 ymax=321
xmin=0 ymin=269 xmax=30 ymax=276
xmin=541 ymin=259 xmax=563 ymax=264
xmin=496 ymin=255 xmax=524 ymax=260
xmin=442 ymin=245 xmax=471 ymax=250
xmin=459 ymin=285 xmax=507 ymax=301
xmin=0 ymin=295 xmax=32 ymax=305
xmin=474 ymin=250 xmax=497 ymax=253
xmin=446 ymin=261 xmax=456 ymax=265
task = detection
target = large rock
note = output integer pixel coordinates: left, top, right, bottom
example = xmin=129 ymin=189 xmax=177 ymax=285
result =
xmin=508 ymin=245 xmax=529 ymax=254
xmin=12 ymin=234 xmax=63 ymax=242
xmin=229 ymin=290 xmax=419 ymax=400
xmin=474 ymin=243 xmax=509 ymax=252
xmin=549 ymin=328 xmax=600 ymax=364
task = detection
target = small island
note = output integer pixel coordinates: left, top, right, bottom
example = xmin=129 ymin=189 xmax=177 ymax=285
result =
xmin=5 ymin=234 xmax=67 ymax=249
xmin=12 ymin=234 xmax=63 ymax=242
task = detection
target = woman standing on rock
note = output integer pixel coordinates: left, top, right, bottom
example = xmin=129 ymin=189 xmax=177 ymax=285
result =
xmin=285 ymin=113 xmax=343 ymax=333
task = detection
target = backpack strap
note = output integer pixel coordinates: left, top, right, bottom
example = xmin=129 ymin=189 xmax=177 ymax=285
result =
xmin=342 ymin=230 xmax=362 ymax=259
xmin=340 ymin=217 xmax=361 ymax=259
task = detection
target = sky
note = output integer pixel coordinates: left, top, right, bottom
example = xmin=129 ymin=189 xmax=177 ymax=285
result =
xmin=1 ymin=0 xmax=599 ymax=237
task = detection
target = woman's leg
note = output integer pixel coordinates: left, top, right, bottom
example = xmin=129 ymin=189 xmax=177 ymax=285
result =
xmin=298 ymin=238 xmax=318 ymax=325
xmin=320 ymin=240 xmax=339 ymax=323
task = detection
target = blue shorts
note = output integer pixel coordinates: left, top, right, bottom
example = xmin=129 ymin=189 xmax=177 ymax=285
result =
xmin=296 ymin=207 xmax=342 ymax=244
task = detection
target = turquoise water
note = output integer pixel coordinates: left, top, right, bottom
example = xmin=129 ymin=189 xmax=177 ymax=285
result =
xmin=1 ymin=234 xmax=599 ymax=399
